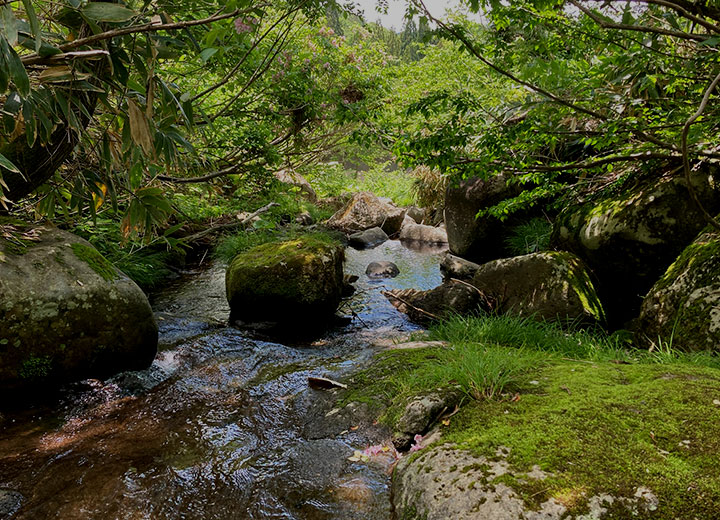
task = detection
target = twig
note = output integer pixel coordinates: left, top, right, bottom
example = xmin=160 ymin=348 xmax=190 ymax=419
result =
xmin=681 ymin=71 xmax=720 ymax=232
xmin=382 ymin=291 xmax=442 ymax=321
xmin=181 ymin=202 xmax=279 ymax=243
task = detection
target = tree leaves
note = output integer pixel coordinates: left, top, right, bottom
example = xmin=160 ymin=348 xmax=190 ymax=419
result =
xmin=81 ymin=3 xmax=136 ymax=23
xmin=127 ymin=98 xmax=155 ymax=156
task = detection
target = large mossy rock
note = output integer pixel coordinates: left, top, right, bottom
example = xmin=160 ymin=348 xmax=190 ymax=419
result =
xmin=636 ymin=226 xmax=720 ymax=351
xmin=551 ymin=168 xmax=720 ymax=326
xmin=0 ymin=224 xmax=158 ymax=393
xmin=472 ymin=251 xmax=605 ymax=324
xmin=444 ymin=174 xmax=523 ymax=263
xmin=225 ymin=235 xmax=344 ymax=322
xmin=326 ymin=191 xmax=406 ymax=235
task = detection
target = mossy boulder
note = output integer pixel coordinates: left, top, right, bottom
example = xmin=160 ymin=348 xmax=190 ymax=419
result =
xmin=326 ymin=191 xmax=406 ymax=235
xmin=384 ymin=281 xmax=487 ymax=325
xmin=225 ymin=234 xmax=344 ymax=322
xmin=444 ymin=174 xmax=525 ymax=263
xmin=636 ymin=226 xmax=720 ymax=351
xmin=472 ymin=251 xmax=605 ymax=324
xmin=551 ymin=167 xmax=720 ymax=327
xmin=0 ymin=224 xmax=158 ymax=393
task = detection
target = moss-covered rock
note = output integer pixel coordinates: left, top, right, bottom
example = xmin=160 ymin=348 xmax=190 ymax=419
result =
xmin=0 ymin=225 xmax=158 ymax=393
xmin=471 ymin=251 xmax=606 ymax=324
xmin=551 ymin=167 xmax=720 ymax=327
xmin=636 ymin=226 xmax=720 ymax=351
xmin=225 ymin=234 xmax=344 ymax=322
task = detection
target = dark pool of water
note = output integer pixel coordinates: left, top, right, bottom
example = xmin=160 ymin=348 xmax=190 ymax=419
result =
xmin=0 ymin=240 xmax=445 ymax=520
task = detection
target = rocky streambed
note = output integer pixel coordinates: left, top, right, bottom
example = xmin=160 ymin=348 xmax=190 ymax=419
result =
xmin=0 ymin=239 xmax=445 ymax=520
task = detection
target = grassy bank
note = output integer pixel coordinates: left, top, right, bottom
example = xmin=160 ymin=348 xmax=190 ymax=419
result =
xmin=344 ymin=313 xmax=720 ymax=517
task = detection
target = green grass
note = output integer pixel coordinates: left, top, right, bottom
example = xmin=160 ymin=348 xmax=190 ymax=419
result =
xmin=504 ymin=217 xmax=552 ymax=255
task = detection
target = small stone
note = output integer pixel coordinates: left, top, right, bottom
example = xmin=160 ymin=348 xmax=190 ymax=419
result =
xmin=713 ymin=399 xmax=720 ymax=406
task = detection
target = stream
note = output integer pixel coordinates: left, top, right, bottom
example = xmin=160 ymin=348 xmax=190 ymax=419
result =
xmin=0 ymin=239 xmax=446 ymax=520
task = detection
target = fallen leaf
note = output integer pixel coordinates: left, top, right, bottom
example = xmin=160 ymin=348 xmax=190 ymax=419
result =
xmin=441 ymin=419 xmax=451 ymax=426
xmin=511 ymin=393 xmax=521 ymax=402
xmin=350 ymin=425 xmax=359 ymax=431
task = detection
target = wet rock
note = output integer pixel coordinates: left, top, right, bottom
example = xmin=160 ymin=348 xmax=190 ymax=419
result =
xmin=551 ymin=166 xmax=720 ymax=326
xmin=440 ymin=253 xmax=481 ymax=282
xmin=348 ymin=227 xmax=388 ymax=249
xmin=392 ymin=446 xmax=569 ymax=520
xmin=274 ymin=169 xmax=317 ymax=202
xmin=225 ymin=235 xmax=344 ymax=322
xmin=365 ymin=261 xmax=400 ymax=279
xmin=399 ymin=222 xmax=448 ymax=244
xmin=295 ymin=211 xmax=314 ymax=226
xmin=472 ymin=251 xmax=605 ymax=324
xmin=445 ymin=174 xmax=524 ymax=263
xmin=0 ymin=489 xmax=23 ymax=517
xmin=384 ymin=281 xmax=487 ymax=325
xmin=393 ymin=391 xmax=461 ymax=449
xmin=0 ymin=224 xmax=158 ymax=394
xmin=326 ymin=192 xmax=406 ymax=234
xmin=406 ymin=206 xmax=426 ymax=224
xmin=636 ymin=226 xmax=720 ymax=351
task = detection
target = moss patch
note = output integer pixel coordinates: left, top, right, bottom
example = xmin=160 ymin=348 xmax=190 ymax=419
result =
xmin=70 ymin=243 xmax=118 ymax=282
xmin=439 ymin=362 xmax=720 ymax=517
xmin=18 ymin=355 xmax=52 ymax=379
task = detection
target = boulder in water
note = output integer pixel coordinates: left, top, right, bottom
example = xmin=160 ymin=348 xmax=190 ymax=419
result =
xmin=348 ymin=227 xmax=388 ymax=249
xmin=326 ymin=192 xmax=405 ymax=235
xmin=399 ymin=222 xmax=448 ymax=244
xmin=0 ymin=224 xmax=158 ymax=393
xmin=225 ymin=235 xmax=344 ymax=323
xmin=366 ymin=261 xmax=400 ymax=279
xmin=440 ymin=252 xmax=481 ymax=282
xmin=384 ymin=281 xmax=486 ymax=324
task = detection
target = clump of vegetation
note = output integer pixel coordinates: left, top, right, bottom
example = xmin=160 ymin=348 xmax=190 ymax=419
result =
xmin=70 ymin=243 xmax=119 ymax=282
xmin=504 ymin=218 xmax=552 ymax=255
xmin=411 ymin=165 xmax=446 ymax=215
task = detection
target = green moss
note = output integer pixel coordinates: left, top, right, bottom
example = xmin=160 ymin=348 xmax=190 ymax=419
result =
xmin=442 ymin=362 xmax=720 ymax=517
xmin=19 ymin=355 xmax=52 ymax=379
xmin=70 ymin=243 xmax=118 ymax=282
xmin=556 ymin=251 xmax=606 ymax=322
xmin=654 ymin=229 xmax=720 ymax=293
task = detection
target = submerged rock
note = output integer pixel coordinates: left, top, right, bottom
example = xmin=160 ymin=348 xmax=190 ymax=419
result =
xmin=326 ymin=192 xmax=406 ymax=235
xmin=225 ymin=235 xmax=344 ymax=323
xmin=348 ymin=227 xmax=388 ymax=249
xmin=551 ymin=167 xmax=720 ymax=326
xmin=365 ymin=261 xmax=400 ymax=279
xmin=637 ymin=226 xmax=720 ymax=351
xmin=0 ymin=224 xmax=158 ymax=393
xmin=472 ymin=251 xmax=605 ymax=324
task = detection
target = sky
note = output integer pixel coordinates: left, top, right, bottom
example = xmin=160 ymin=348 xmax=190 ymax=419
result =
xmin=349 ymin=0 xmax=476 ymax=31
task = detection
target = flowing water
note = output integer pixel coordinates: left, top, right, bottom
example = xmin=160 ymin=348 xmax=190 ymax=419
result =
xmin=0 ymin=239 xmax=446 ymax=520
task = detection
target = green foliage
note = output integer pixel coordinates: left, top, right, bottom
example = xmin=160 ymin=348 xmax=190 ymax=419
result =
xmin=504 ymin=217 xmax=552 ymax=255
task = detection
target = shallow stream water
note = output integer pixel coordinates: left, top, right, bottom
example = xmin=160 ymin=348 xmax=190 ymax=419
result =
xmin=0 ymin=239 xmax=445 ymax=520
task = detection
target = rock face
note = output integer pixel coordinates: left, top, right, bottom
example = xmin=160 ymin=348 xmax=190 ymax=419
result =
xmin=365 ymin=261 xmax=399 ymax=279
xmin=472 ymin=251 xmax=605 ymax=323
xmin=445 ymin=174 xmax=523 ymax=263
xmin=440 ymin=253 xmax=481 ymax=282
xmin=406 ymin=206 xmax=425 ymax=224
xmin=399 ymin=222 xmax=448 ymax=244
xmin=348 ymin=227 xmax=388 ymax=249
xmin=326 ymin=192 xmax=406 ymax=235
xmin=225 ymin=235 xmax=344 ymax=323
xmin=636 ymin=227 xmax=720 ymax=351
xmin=551 ymin=168 xmax=720 ymax=326
xmin=384 ymin=281 xmax=486 ymax=324
xmin=0 ymin=225 xmax=158 ymax=393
